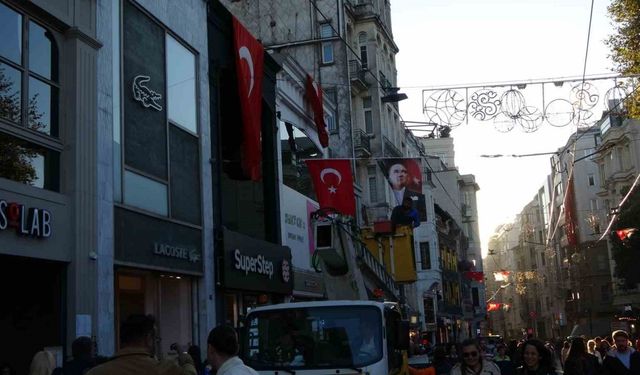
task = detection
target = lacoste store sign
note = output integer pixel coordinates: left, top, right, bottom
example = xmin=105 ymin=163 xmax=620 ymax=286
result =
xmin=0 ymin=199 xmax=52 ymax=238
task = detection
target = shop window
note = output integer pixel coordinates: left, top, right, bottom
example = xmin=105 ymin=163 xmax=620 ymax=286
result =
xmin=167 ymin=35 xmax=197 ymax=133
xmin=0 ymin=132 xmax=59 ymax=190
xmin=0 ymin=3 xmax=60 ymax=190
xmin=123 ymin=170 xmax=168 ymax=216
xmin=121 ymin=1 xmax=201 ymax=222
xmin=279 ymin=121 xmax=321 ymax=200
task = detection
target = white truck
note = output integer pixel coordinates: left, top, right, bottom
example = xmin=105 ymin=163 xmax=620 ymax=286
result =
xmin=242 ymin=300 xmax=410 ymax=374
xmin=239 ymin=214 xmax=412 ymax=374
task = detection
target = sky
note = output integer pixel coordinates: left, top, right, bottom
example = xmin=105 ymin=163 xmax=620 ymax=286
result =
xmin=392 ymin=0 xmax=617 ymax=257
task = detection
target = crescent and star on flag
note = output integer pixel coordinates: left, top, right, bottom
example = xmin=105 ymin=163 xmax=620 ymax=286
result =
xmin=320 ymin=168 xmax=342 ymax=194
xmin=238 ymin=46 xmax=254 ymax=97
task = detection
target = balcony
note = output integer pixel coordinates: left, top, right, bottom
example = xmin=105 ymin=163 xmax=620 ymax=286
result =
xmin=354 ymin=128 xmax=371 ymax=157
xmin=379 ymin=71 xmax=392 ymax=92
xmin=383 ymin=135 xmax=402 ymax=157
xmin=348 ymin=0 xmax=377 ymax=19
xmin=349 ymin=60 xmax=368 ymax=94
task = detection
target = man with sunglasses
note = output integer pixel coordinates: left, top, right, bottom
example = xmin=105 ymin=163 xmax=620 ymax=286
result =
xmin=451 ymin=339 xmax=501 ymax=375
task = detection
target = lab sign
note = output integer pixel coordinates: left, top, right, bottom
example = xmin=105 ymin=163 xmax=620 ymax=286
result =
xmin=0 ymin=199 xmax=52 ymax=238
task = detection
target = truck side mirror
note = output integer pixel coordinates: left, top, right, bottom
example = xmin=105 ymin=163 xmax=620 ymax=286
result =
xmin=397 ymin=320 xmax=410 ymax=351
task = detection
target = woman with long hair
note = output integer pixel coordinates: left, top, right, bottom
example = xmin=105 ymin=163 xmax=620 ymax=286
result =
xmin=564 ymin=337 xmax=598 ymax=375
xmin=517 ymin=339 xmax=558 ymax=375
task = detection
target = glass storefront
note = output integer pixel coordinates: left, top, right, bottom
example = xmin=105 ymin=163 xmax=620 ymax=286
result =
xmin=115 ymin=269 xmax=195 ymax=359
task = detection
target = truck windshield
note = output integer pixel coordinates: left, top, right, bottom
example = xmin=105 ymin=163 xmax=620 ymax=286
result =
xmin=243 ymin=305 xmax=383 ymax=370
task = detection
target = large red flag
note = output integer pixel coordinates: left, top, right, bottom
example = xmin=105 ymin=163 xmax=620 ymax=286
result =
xmin=233 ymin=17 xmax=264 ymax=181
xmin=305 ymin=159 xmax=356 ymax=216
xmin=305 ymin=75 xmax=329 ymax=148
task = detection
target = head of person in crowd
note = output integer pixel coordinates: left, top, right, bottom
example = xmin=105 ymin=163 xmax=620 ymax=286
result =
xmin=587 ymin=339 xmax=597 ymax=354
xmin=72 ymin=336 xmax=94 ymax=361
xmin=188 ymin=345 xmax=203 ymax=374
xmin=120 ymin=314 xmax=158 ymax=356
xmin=28 ymin=351 xmax=56 ymax=375
xmin=601 ymin=339 xmax=611 ymax=352
xmin=496 ymin=343 xmax=508 ymax=358
xmin=522 ymin=339 xmax=553 ymax=371
xmin=207 ymin=325 xmax=239 ymax=371
xmin=613 ymin=330 xmax=631 ymax=352
xmin=459 ymin=339 xmax=484 ymax=373
xmin=0 ymin=363 xmax=15 ymax=375
xmin=567 ymin=337 xmax=587 ymax=359
xmin=432 ymin=346 xmax=448 ymax=365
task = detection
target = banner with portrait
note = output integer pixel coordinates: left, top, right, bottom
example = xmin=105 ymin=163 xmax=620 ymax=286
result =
xmin=378 ymin=158 xmax=427 ymax=222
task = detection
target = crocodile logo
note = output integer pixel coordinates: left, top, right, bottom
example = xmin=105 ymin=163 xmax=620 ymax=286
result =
xmin=132 ymin=75 xmax=162 ymax=111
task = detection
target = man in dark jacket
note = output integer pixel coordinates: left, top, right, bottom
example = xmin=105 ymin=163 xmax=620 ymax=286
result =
xmin=603 ymin=330 xmax=640 ymax=375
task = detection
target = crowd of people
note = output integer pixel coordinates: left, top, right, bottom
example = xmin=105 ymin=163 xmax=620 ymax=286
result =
xmin=2 ymin=315 xmax=256 ymax=375
xmin=411 ymin=329 xmax=640 ymax=375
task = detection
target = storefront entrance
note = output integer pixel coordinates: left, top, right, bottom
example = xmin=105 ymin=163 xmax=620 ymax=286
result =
xmin=0 ymin=254 xmax=65 ymax=374
xmin=115 ymin=269 xmax=195 ymax=358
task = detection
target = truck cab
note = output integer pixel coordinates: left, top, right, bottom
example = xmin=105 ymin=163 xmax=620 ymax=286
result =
xmin=241 ymin=300 xmax=409 ymax=374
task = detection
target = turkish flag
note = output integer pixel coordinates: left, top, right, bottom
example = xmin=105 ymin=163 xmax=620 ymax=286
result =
xmin=487 ymin=303 xmax=501 ymax=312
xmin=305 ymin=159 xmax=355 ymax=216
xmin=464 ymin=271 xmax=484 ymax=282
xmin=233 ymin=17 xmax=264 ymax=181
xmin=305 ymin=75 xmax=329 ymax=148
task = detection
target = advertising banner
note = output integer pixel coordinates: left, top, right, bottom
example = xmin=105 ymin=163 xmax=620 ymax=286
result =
xmin=281 ymin=185 xmax=319 ymax=269
xmin=378 ymin=158 xmax=427 ymax=222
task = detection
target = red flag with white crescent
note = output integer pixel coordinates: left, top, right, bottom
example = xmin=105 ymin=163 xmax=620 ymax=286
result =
xmin=305 ymin=74 xmax=329 ymax=148
xmin=233 ymin=17 xmax=264 ymax=181
xmin=305 ymin=159 xmax=355 ymax=216
xmin=487 ymin=303 xmax=502 ymax=312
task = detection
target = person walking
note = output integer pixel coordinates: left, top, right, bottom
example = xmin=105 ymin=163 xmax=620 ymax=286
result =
xmin=206 ymin=325 xmax=257 ymax=375
xmin=449 ymin=339 xmax=501 ymax=375
xmin=589 ymin=339 xmax=604 ymax=366
xmin=28 ymin=351 xmax=56 ymax=375
xmin=53 ymin=336 xmax=95 ymax=375
xmin=431 ymin=346 xmax=453 ymax=375
xmin=563 ymin=337 xmax=598 ymax=375
xmin=86 ymin=314 xmax=196 ymax=375
xmin=495 ymin=343 xmax=516 ymax=375
xmin=516 ymin=339 xmax=559 ymax=375
xmin=602 ymin=330 xmax=640 ymax=375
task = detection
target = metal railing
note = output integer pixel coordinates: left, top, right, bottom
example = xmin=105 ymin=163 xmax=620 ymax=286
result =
xmin=353 ymin=128 xmax=371 ymax=155
xmin=383 ymin=135 xmax=402 ymax=157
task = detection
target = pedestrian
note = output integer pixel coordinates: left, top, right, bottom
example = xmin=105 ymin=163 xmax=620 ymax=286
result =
xmin=206 ymin=324 xmax=257 ymax=375
xmin=602 ymin=330 xmax=640 ymax=375
xmin=495 ymin=343 xmax=516 ymax=375
xmin=86 ymin=314 xmax=196 ymax=375
xmin=516 ymin=339 xmax=559 ymax=375
xmin=0 ymin=363 xmax=15 ymax=375
xmin=54 ymin=336 xmax=94 ymax=375
xmin=449 ymin=339 xmax=501 ymax=375
xmin=563 ymin=337 xmax=598 ymax=375
xmin=28 ymin=351 xmax=56 ymax=375
xmin=187 ymin=345 xmax=204 ymax=375
xmin=588 ymin=339 xmax=604 ymax=365
xmin=560 ymin=341 xmax=570 ymax=369
xmin=431 ymin=346 xmax=453 ymax=375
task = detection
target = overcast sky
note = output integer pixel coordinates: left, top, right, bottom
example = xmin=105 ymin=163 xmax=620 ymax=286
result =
xmin=392 ymin=0 xmax=617 ymax=256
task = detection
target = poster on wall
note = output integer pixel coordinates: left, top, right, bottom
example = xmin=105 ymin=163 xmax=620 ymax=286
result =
xmin=281 ymin=185 xmax=319 ymax=270
xmin=377 ymin=158 xmax=427 ymax=222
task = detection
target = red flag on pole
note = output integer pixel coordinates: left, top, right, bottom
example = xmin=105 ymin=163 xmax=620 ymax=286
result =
xmin=464 ymin=271 xmax=484 ymax=282
xmin=233 ymin=17 xmax=264 ymax=181
xmin=305 ymin=159 xmax=356 ymax=216
xmin=305 ymin=74 xmax=329 ymax=148
xmin=487 ymin=303 xmax=502 ymax=312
